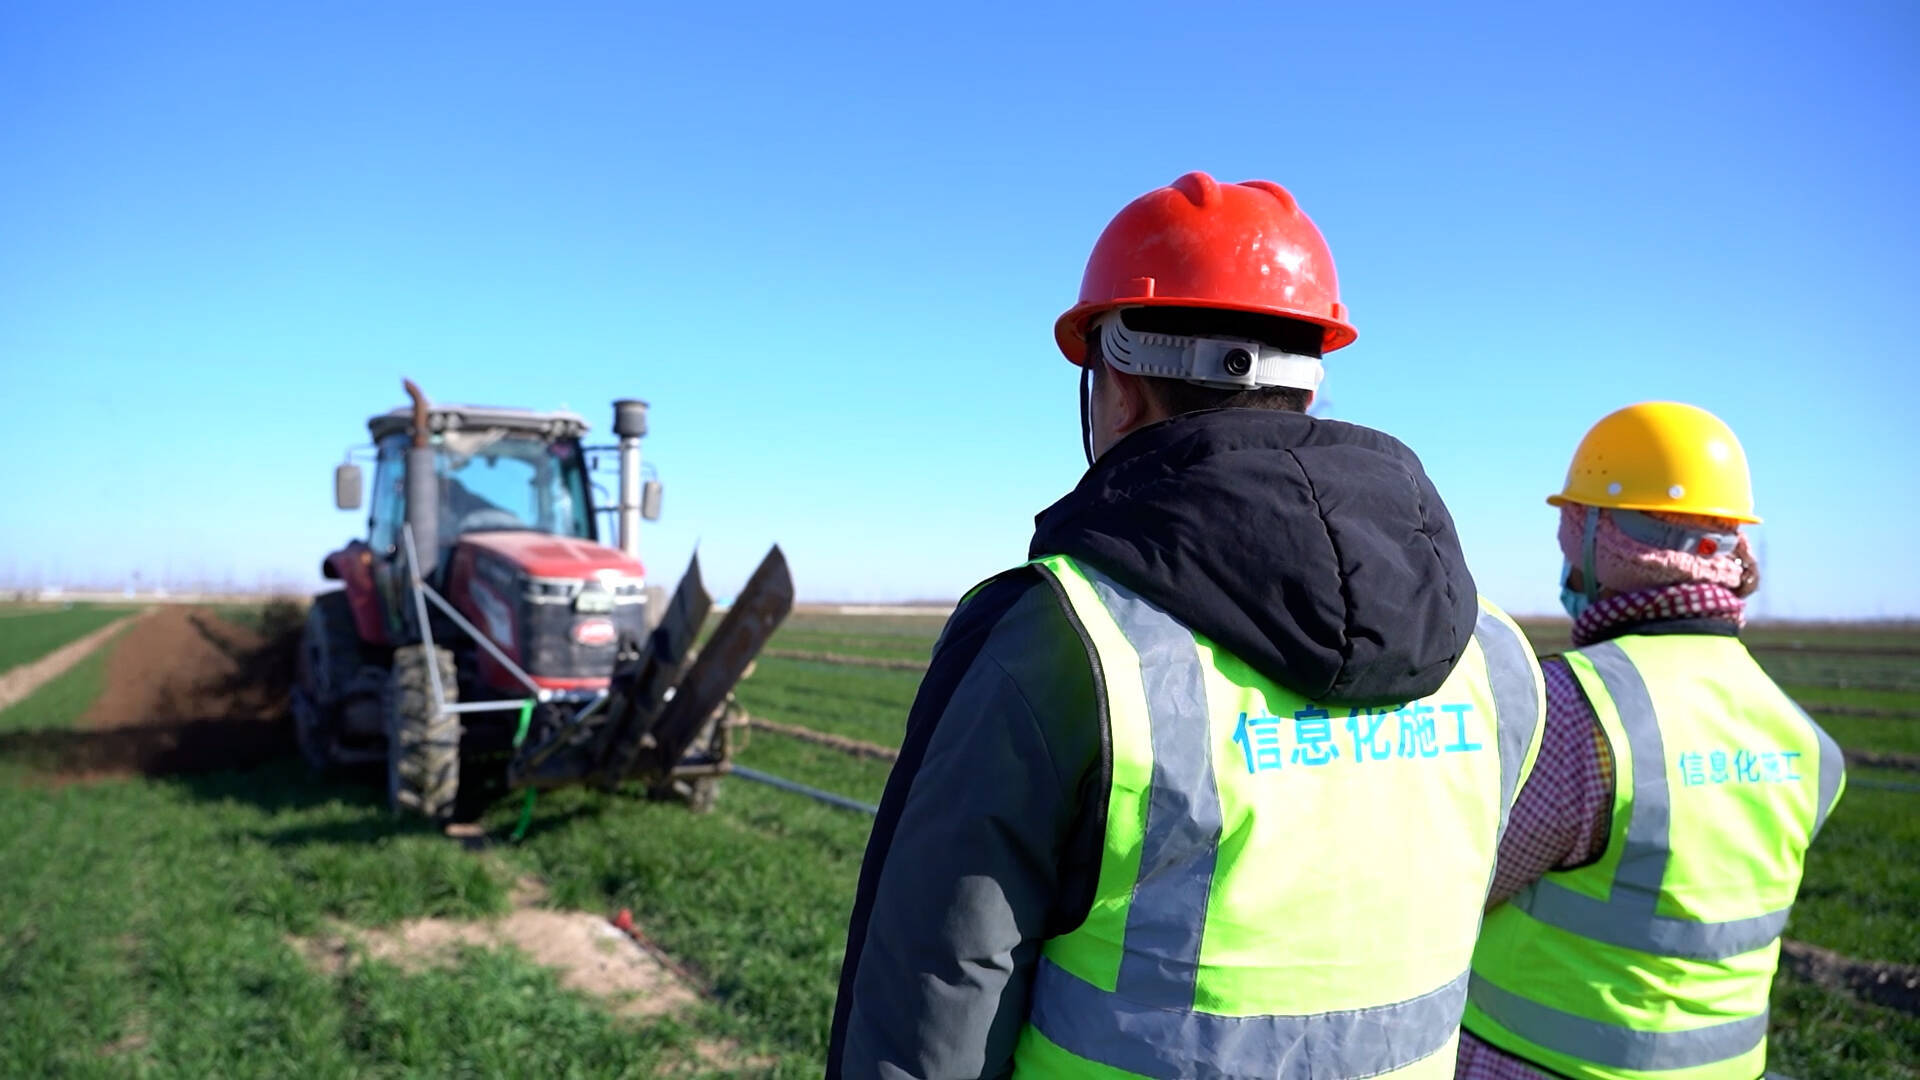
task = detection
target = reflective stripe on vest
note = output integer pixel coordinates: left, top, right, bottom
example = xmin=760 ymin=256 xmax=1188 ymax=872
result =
xmin=1090 ymin=571 xmax=1221 ymax=1008
xmin=1032 ymin=959 xmax=1472 ymax=1080
xmin=1507 ymin=642 xmax=1844 ymax=961
xmin=1018 ymin=557 xmax=1545 ymax=1079
xmin=1481 ymin=606 xmax=1541 ymax=835
xmin=1464 ymin=634 xmax=1845 ymax=1080
xmin=1467 ymin=975 xmax=1767 ymax=1071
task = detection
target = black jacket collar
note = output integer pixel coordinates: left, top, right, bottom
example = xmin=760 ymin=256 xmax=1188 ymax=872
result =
xmin=1031 ymin=408 xmax=1479 ymax=706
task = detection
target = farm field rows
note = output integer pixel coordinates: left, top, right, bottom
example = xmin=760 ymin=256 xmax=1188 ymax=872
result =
xmin=0 ymin=603 xmax=1914 ymax=1077
xmin=0 ymin=605 xmax=137 ymax=673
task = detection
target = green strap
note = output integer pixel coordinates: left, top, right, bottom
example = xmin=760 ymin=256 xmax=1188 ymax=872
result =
xmin=512 ymin=700 xmax=535 ymax=747
xmin=511 ymin=701 xmax=537 ymax=842
xmin=510 ymin=789 xmax=537 ymax=843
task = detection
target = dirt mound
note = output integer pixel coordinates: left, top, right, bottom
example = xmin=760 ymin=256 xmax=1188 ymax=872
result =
xmin=1781 ymin=939 xmax=1920 ymax=1016
xmin=0 ymin=603 xmax=305 ymax=779
xmin=294 ymin=907 xmax=700 ymax=1021
xmin=744 ymin=712 xmax=899 ymax=762
xmin=1846 ymin=748 xmax=1920 ymax=773
xmin=289 ymin=876 xmax=760 ymax=1070
xmin=89 ymin=602 xmax=302 ymax=729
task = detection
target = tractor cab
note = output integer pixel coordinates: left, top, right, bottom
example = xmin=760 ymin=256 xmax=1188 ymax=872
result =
xmin=330 ymin=403 xmax=656 ymax=657
xmin=365 ymin=405 xmax=599 ymax=567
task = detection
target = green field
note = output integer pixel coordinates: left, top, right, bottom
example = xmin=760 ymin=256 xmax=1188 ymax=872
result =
xmin=0 ymin=606 xmax=1914 ymax=1076
xmin=0 ymin=605 xmax=135 ymax=673
xmin=736 ymin=658 xmax=924 ymax=745
xmin=0 ymin=632 xmax=119 ymax=735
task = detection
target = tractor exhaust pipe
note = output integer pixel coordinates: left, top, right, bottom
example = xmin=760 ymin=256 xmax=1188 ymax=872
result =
xmin=403 ymin=379 xmax=439 ymax=576
xmin=612 ymin=399 xmax=648 ymax=560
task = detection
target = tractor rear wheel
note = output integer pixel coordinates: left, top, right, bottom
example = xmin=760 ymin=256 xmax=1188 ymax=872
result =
xmin=385 ymin=644 xmax=460 ymax=822
xmin=295 ymin=591 xmax=364 ymax=770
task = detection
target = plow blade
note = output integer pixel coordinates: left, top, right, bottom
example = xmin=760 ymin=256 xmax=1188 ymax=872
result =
xmin=632 ymin=545 xmax=793 ymax=780
xmin=589 ymin=552 xmax=717 ymax=788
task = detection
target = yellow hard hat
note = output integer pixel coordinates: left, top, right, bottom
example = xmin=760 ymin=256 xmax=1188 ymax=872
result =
xmin=1548 ymin=401 xmax=1761 ymax=524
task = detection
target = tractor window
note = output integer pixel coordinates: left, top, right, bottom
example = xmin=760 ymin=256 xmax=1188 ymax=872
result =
xmin=368 ymin=437 xmax=408 ymax=553
xmin=437 ymin=432 xmax=592 ymax=539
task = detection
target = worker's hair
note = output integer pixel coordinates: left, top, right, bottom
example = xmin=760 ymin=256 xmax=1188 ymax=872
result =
xmin=1089 ymin=306 xmax=1319 ymax=415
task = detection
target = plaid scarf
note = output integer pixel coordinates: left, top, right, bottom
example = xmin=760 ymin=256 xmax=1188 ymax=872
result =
xmin=1571 ymin=582 xmax=1745 ymax=647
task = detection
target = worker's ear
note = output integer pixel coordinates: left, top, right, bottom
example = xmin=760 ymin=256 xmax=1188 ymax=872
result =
xmin=1106 ymin=367 xmax=1160 ymax=437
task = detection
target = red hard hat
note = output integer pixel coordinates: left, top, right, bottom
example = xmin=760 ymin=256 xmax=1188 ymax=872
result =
xmin=1055 ymin=171 xmax=1356 ymax=366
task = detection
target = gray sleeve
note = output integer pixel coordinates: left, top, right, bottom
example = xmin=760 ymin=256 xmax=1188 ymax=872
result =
xmin=839 ymin=597 xmax=1091 ymax=1079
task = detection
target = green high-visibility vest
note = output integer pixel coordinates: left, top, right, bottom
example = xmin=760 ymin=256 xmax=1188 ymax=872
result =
xmin=1010 ymin=554 xmax=1547 ymax=1079
xmin=1463 ymin=634 xmax=1846 ymax=1080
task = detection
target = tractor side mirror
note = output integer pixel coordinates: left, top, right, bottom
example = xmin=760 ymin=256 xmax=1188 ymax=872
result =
xmin=335 ymin=463 xmax=364 ymax=510
xmin=641 ymin=479 xmax=663 ymax=521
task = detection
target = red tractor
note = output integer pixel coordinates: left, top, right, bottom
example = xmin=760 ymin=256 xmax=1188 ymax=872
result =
xmin=297 ymin=380 xmax=791 ymax=821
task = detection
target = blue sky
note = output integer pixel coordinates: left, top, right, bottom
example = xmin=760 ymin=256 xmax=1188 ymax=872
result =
xmin=1 ymin=1 xmax=1914 ymax=617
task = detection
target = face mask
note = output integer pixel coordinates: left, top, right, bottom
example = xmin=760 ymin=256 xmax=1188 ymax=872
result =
xmin=1560 ymin=585 xmax=1592 ymax=620
xmin=1559 ymin=559 xmax=1593 ymax=619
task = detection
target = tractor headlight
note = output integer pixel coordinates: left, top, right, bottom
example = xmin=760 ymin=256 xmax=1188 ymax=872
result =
xmin=596 ymin=573 xmax=647 ymax=604
xmin=526 ymin=578 xmax=579 ymax=603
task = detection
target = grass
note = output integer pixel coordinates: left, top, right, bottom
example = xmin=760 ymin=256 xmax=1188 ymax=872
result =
xmin=1790 ymin=685 xmax=1920 ymax=713
xmin=1761 ymin=654 xmax=1920 ymax=693
xmin=734 ymin=658 xmax=920 ymax=746
xmin=766 ymin=629 xmax=933 ymax=663
xmin=0 ymin=611 xmax=1914 ymax=1075
xmin=1786 ymin=769 xmax=1920 ymax=966
xmin=781 ymin=612 xmax=949 ymax=638
xmin=0 ymin=760 xmax=738 ymax=1078
xmin=0 ymin=643 xmax=893 ymax=1076
xmin=0 ymin=606 xmax=134 ymax=672
xmin=1770 ymin=971 xmax=1920 ymax=1079
xmin=0 ymin=628 xmax=120 ymax=733
xmin=1741 ymin=624 xmax=1920 ymax=650
xmin=733 ymin=723 xmax=895 ymax=804
xmin=482 ymin=728 xmax=894 ymax=1074
xmin=1816 ymin=714 xmax=1920 ymax=757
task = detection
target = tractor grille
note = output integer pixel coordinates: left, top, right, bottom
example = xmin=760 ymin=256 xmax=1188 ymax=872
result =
xmin=519 ymin=595 xmax=649 ymax=679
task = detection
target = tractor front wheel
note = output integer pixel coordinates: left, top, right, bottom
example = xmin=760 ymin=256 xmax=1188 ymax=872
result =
xmin=295 ymin=591 xmax=364 ymax=770
xmin=386 ymin=645 xmax=460 ymax=822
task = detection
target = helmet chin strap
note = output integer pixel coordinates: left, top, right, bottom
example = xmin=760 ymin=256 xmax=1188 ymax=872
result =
xmin=1579 ymin=505 xmax=1601 ymax=602
xmin=1079 ymin=364 xmax=1095 ymax=467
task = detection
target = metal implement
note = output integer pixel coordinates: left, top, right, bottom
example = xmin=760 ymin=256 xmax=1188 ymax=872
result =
xmin=640 ymin=547 xmax=794 ymax=780
xmin=579 ymin=552 xmax=717 ymax=789
xmin=729 ymin=765 xmax=879 ymax=816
